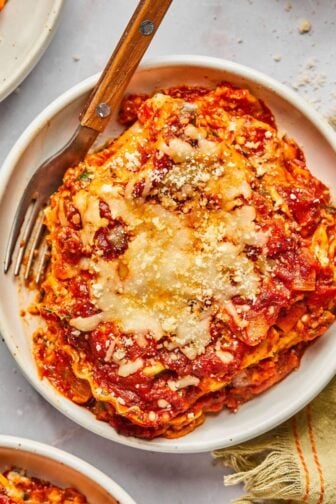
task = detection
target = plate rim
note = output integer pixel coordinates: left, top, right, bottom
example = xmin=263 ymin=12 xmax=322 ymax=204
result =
xmin=0 ymin=0 xmax=65 ymax=102
xmin=1 ymin=54 xmax=336 ymax=453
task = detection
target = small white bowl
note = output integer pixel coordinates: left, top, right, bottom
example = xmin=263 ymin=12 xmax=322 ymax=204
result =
xmin=0 ymin=435 xmax=136 ymax=503
xmin=0 ymin=55 xmax=336 ymax=453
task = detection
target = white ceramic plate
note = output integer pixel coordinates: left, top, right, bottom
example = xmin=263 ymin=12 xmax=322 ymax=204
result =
xmin=0 ymin=56 xmax=336 ymax=453
xmin=0 ymin=435 xmax=136 ymax=503
xmin=0 ymin=0 xmax=64 ymax=102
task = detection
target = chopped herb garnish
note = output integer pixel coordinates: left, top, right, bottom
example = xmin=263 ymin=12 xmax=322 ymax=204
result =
xmin=78 ymin=170 xmax=92 ymax=181
xmin=43 ymin=307 xmax=70 ymax=321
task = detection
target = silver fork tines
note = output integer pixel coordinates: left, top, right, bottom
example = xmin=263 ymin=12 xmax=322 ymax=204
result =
xmin=14 ymin=198 xmax=46 ymax=277
xmin=4 ymin=125 xmax=98 ymax=282
xmin=24 ymin=208 xmax=47 ymax=281
xmin=35 ymin=240 xmax=51 ymax=285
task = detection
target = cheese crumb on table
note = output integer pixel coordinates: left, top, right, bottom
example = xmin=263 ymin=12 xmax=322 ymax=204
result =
xmin=298 ymin=19 xmax=312 ymax=34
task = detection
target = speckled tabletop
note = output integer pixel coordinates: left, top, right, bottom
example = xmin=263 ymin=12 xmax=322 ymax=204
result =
xmin=0 ymin=1 xmax=335 ymax=503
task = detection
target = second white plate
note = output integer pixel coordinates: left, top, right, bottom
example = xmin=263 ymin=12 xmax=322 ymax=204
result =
xmin=0 ymin=0 xmax=64 ymax=102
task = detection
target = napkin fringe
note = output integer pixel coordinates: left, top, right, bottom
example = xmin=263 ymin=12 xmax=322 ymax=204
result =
xmin=214 ymin=424 xmax=303 ymax=503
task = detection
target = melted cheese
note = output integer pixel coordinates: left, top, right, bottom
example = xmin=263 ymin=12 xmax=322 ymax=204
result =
xmin=73 ymin=190 xmax=108 ymax=246
xmin=63 ymin=93 xmax=268 ymax=361
xmin=167 ymin=375 xmax=200 ymax=391
xmin=68 ymin=144 xmax=264 ymax=359
xmin=118 ymin=358 xmax=144 ymax=377
xmin=70 ymin=312 xmax=103 ymax=332
xmin=69 ymin=189 xmax=262 ymax=358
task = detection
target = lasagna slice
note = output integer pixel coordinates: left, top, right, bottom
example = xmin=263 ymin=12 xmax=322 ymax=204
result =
xmin=31 ymin=82 xmax=336 ymax=439
xmin=0 ymin=468 xmax=87 ymax=503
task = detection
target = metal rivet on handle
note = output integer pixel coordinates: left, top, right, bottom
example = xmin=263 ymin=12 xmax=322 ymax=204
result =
xmin=96 ymin=103 xmax=111 ymax=118
xmin=140 ymin=20 xmax=155 ymax=36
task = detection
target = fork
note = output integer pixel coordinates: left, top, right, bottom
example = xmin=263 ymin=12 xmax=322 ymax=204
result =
xmin=4 ymin=0 xmax=172 ymax=282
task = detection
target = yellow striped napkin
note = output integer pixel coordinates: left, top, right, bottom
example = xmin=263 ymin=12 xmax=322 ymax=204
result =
xmin=213 ymin=377 xmax=336 ymax=504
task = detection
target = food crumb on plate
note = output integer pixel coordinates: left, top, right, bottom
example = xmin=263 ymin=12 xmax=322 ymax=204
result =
xmin=328 ymin=115 xmax=336 ymax=130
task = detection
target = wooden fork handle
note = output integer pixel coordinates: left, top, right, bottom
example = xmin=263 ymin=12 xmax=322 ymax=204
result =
xmin=80 ymin=0 xmax=173 ymax=133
